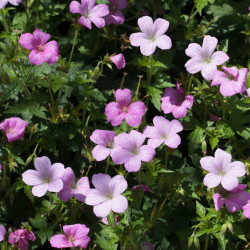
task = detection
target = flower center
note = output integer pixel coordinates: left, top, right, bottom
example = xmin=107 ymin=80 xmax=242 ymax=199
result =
xmin=106 ymin=193 xmax=113 ymax=199
xmin=106 ymin=141 xmax=114 ymax=149
xmin=131 ymin=147 xmax=139 ymax=155
xmin=71 ymin=183 xmax=76 ymax=190
xmin=68 ymin=235 xmax=74 ymax=243
xmin=149 ymin=36 xmax=156 ymax=42
xmin=204 ymin=57 xmax=211 ymax=63
xmin=37 ymin=44 xmax=44 ymax=52
xmin=161 ymin=134 xmax=167 ymax=140
xmin=44 ymin=177 xmax=51 ymax=183
xmin=108 ymin=4 xmax=116 ymax=12
xmin=122 ymin=106 xmax=128 ymax=113
xmin=7 ymin=128 xmax=14 ymax=134
xmin=218 ymin=170 xmax=226 ymax=176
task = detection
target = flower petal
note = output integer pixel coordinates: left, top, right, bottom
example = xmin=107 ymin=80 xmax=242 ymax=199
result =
xmin=138 ymin=16 xmax=154 ymax=36
xmin=129 ymin=32 xmax=149 ymax=47
xmin=78 ymin=16 xmax=92 ymax=29
xmin=211 ymin=51 xmax=229 ymax=66
xmin=32 ymin=183 xmax=48 ymax=197
xmin=226 ymin=161 xmax=246 ymax=177
xmin=19 ymin=33 xmax=36 ymax=50
xmin=212 ymin=193 xmax=224 ymax=211
xmin=92 ymin=145 xmax=111 ymax=161
xmin=93 ymin=200 xmax=112 ymax=217
xmin=22 ymin=170 xmax=44 ymax=186
xmin=138 ymin=145 xmax=155 ymax=162
xmin=140 ymin=41 xmax=157 ymax=56
xmin=155 ymin=35 xmax=172 ymax=50
xmin=69 ymin=1 xmax=83 ymax=14
xmin=109 ymin=175 xmax=128 ymax=196
xmin=200 ymin=156 xmax=220 ymax=173
xmin=50 ymin=234 xmax=72 ymax=248
xmin=48 ymin=179 xmax=63 ymax=192
xmin=92 ymin=173 xmax=111 ymax=193
xmin=85 ymin=189 xmax=107 ymax=206
xmin=29 ymin=50 xmax=45 ymax=66
xmin=185 ymin=58 xmax=204 ymax=74
xmin=153 ymin=18 xmax=169 ymax=37
xmin=0 ymin=225 xmax=6 ymax=242
xmin=185 ymin=43 xmax=203 ymax=58
xmin=203 ymin=173 xmax=222 ymax=189
xmin=124 ymin=157 xmax=141 ymax=172
xmin=165 ymin=134 xmax=181 ymax=148
xmin=214 ymin=149 xmax=232 ymax=169
xmin=115 ymin=88 xmax=131 ymax=107
xmin=112 ymin=148 xmax=132 ymax=164
xmin=202 ymin=35 xmax=218 ymax=58
xmin=221 ymin=175 xmax=238 ymax=191
xmin=111 ymin=195 xmax=128 ymax=213
xmin=201 ymin=63 xmax=217 ymax=80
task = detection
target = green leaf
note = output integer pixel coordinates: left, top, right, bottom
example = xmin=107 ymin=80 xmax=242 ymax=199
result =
xmin=195 ymin=0 xmax=214 ymax=15
xmin=146 ymin=86 xmax=163 ymax=112
xmin=209 ymin=136 xmax=219 ymax=150
xmin=29 ymin=103 xmax=47 ymax=119
xmin=196 ymin=201 xmax=206 ymax=218
xmin=0 ymin=82 xmax=20 ymax=102
xmin=188 ymin=126 xmax=204 ymax=153
xmin=95 ymin=233 xmax=118 ymax=250
xmin=214 ymin=233 xmax=228 ymax=250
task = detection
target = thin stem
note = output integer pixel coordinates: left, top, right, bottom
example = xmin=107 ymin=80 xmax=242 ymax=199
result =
xmin=204 ymin=234 xmax=209 ymax=250
xmin=26 ymin=64 xmax=33 ymax=85
xmin=120 ymin=72 xmax=127 ymax=89
xmin=105 ymin=156 xmax=110 ymax=174
xmin=69 ymin=29 xmax=79 ymax=64
xmin=188 ymin=75 xmax=193 ymax=93
xmin=147 ymin=55 xmax=153 ymax=84
xmin=0 ymin=10 xmax=10 ymax=34
xmin=47 ymin=80 xmax=57 ymax=123
xmin=134 ymin=75 xmax=143 ymax=101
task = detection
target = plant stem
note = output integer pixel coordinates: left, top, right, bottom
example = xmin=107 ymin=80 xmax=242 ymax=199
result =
xmin=69 ymin=29 xmax=79 ymax=64
xmin=147 ymin=55 xmax=153 ymax=84
xmin=188 ymin=75 xmax=193 ymax=93
xmin=204 ymin=234 xmax=209 ymax=250
xmin=120 ymin=72 xmax=127 ymax=89
xmin=134 ymin=75 xmax=143 ymax=101
xmin=105 ymin=156 xmax=110 ymax=174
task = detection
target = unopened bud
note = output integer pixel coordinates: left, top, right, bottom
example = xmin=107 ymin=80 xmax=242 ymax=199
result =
xmin=221 ymin=223 xmax=227 ymax=235
xmin=188 ymin=237 xmax=193 ymax=248
xmin=193 ymin=237 xmax=200 ymax=249
xmin=92 ymin=66 xmax=100 ymax=80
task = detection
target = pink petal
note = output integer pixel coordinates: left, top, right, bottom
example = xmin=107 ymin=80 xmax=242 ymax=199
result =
xmin=185 ymin=43 xmax=203 ymax=58
xmin=164 ymin=134 xmax=181 ymax=148
xmin=32 ymin=183 xmax=48 ymax=197
xmin=115 ymin=88 xmax=131 ymax=107
xmin=60 ymin=167 xmax=75 ymax=185
xmin=75 ymin=177 xmax=90 ymax=201
xmin=29 ymin=50 xmax=45 ymax=66
xmin=78 ymin=16 xmax=92 ymax=29
xmin=64 ymin=224 xmax=89 ymax=240
xmin=224 ymin=197 xmax=243 ymax=213
xmin=155 ymin=35 xmax=172 ymax=50
xmin=212 ymin=193 xmax=224 ymax=211
xmin=168 ymin=119 xmax=183 ymax=135
xmin=89 ymin=4 xmax=109 ymax=18
xmin=129 ymin=130 xmax=146 ymax=148
xmin=203 ymin=173 xmax=222 ymax=189
xmin=109 ymin=175 xmax=127 ymax=196
xmin=0 ymin=225 xmax=6 ymax=242
xmin=172 ymin=106 xmax=188 ymax=118
xmin=220 ymin=81 xmax=241 ymax=97
xmin=138 ymin=16 xmax=153 ymax=36
xmin=138 ymin=145 xmax=155 ymax=162
xmin=43 ymin=41 xmax=59 ymax=65
xmin=106 ymin=10 xmax=125 ymax=25
xmin=0 ymin=0 xmax=8 ymax=9
xmin=214 ymin=149 xmax=232 ymax=169
xmin=140 ymin=41 xmax=157 ymax=56
xmin=124 ymin=157 xmax=141 ymax=172
xmin=221 ymin=175 xmax=238 ymax=191
xmin=201 ymin=63 xmax=217 ymax=80
xmin=89 ymin=16 xmax=106 ymax=28
xmin=33 ymin=28 xmax=50 ymax=45
xmin=58 ymin=185 xmax=74 ymax=202
xmin=226 ymin=161 xmax=246 ymax=177
xmin=92 ymin=145 xmax=111 ymax=161
xmin=153 ymin=18 xmax=169 ymax=37
xmin=111 ymin=195 xmax=128 ymax=213
xmin=92 ymin=173 xmax=111 ymax=193
xmin=129 ymin=32 xmax=149 ymax=47
xmin=200 ymin=156 xmax=220 ymax=173
xmin=22 ymin=170 xmax=44 ymax=186
xmin=243 ymin=202 xmax=250 ymax=218
xmin=237 ymin=68 xmax=248 ymax=86
xmin=110 ymin=53 xmax=125 ymax=70
xmin=161 ymin=99 xmax=175 ymax=114
xmin=125 ymin=114 xmax=142 ymax=127
xmin=127 ymin=101 xmax=146 ymax=116
xmin=90 ymin=129 xmax=116 ymax=146
xmin=112 ymin=148 xmax=132 ymax=164
xmin=9 ymin=0 xmax=22 ymax=5
xmin=93 ymin=200 xmax=112 ymax=217
xmin=85 ymin=189 xmax=107 ymax=206
xmin=48 ymin=179 xmax=63 ymax=192
xmin=185 ymin=58 xmax=204 ymax=74
xmin=69 ymin=1 xmax=83 ymax=14
xmin=74 ymin=236 xmax=91 ymax=249
xmin=50 ymin=163 xmax=65 ymax=181
xmin=50 ymin=234 xmax=72 ymax=248
xmin=152 ymin=116 xmax=169 ymax=135
xmin=105 ymin=102 xmax=124 ymax=126
xmin=109 ymin=0 xmax=127 ymax=9
xmin=147 ymin=139 xmax=164 ymax=148
xmin=222 ymin=66 xmax=238 ymax=77
xmin=113 ymin=133 xmax=130 ymax=150
xmin=143 ymin=126 xmax=162 ymax=139
xmin=34 ymin=156 xmax=51 ymax=176
xmin=202 ymin=35 xmax=218 ymax=57
xmin=19 ymin=33 xmax=36 ymax=50
xmin=211 ymin=51 xmax=229 ymax=66
xmin=211 ymin=70 xmax=230 ymax=86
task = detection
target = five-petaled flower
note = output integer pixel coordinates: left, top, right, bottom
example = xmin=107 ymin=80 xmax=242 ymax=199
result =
xmin=213 ymin=184 xmax=250 ymax=213
xmin=90 ymin=130 xmax=116 ymax=161
xmin=161 ymin=83 xmax=193 ymax=118
xmin=69 ymin=0 xmax=109 ymax=29
xmin=112 ymin=130 xmax=156 ymax=172
xmin=185 ymin=35 xmax=229 ymax=80
xmin=8 ymin=228 xmax=36 ymax=250
xmin=200 ymin=149 xmax=246 ymax=191
xmin=130 ymin=16 xmax=172 ymax=56
xmin=85 ymin=174 xmax=128 ymax=217
xmin=50 ymin=224 xmax=90 ymax=249
xmin=22 ymin=156 xmax=65 ymax=197
xmin=58 ymin=167 xmax=90 ymax=202
xmin=105 ymin=88 xmax=146 ymax=127
xmin=19 ymin=28 xmax=59 ymax=66
xmin=0 ymin=117 xmax=28 ymax=142
xmin=106 ymin=0 xmax=127 ymax=25
xmin=211 ymin=66 xmax=248 ymax=97
xmin=143 ymin=116 xmax=183 ymax=149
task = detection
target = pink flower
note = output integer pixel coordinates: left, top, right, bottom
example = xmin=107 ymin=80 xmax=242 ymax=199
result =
xmin=105 ymin=88 xmax=146 ymax=127
xmin=90 ymin=130 xmax=116 ymax=161
xmin=19 ymin=28 xmax=59 ymax=66
xmin=0 ymin=164 xmax=2 ymax=172
xmin=57 ymin=167 xmax=90 ymax=202
xmin=85 ymin=174 xmax=128 ymax=217
xmin=213 ymin=184 xmax=250 ymax=213
xmin=200 ymin=149 xmax=246 ymax=191
xmin=131 ymin=184 xmax=153 ymax=193
xmin=100 ymin=216 xmax=118 ymax=225
xmin=69 ymin=0 xmax=109 ymax=29
xmin=22 ymin=156 xmax=65 ymax=197
xmin=243 ymin=201 xmax=250 ymax=218
xmin=50 ymin=224 xmax=90 ymax=249
xmin=106 ymin=0 xmax=127 ymax=25
xmin=247 ymin=88 xmax=250 ymax=97
xmin=209 ymin=113 xmax=221 ymax=122
xmin=0 ymin=0 xmax=22 ymax=9
xmin=110 ymin=53 xmax=126 ymax=70
xmin=8 ymin=228 xmax=36 ymax=250
xmin=161 ymin=83 xmax=193 ymax=118
xmin=185 ymin=35 xmax=229 ymax=80
xmin=211 ymin=66 xmax=248 ymax=96
xmin=0 ymin=225 xmax=6 ymax=242
xmin=143 ymin=116 xmax=183 ymax=149
xmin=112 ymin=130 xmax=156 ymax=172
xmin=130 ymin=16 xmax=172 ymax=56
xmin=0 ymin=117 xmax=28 ymax=142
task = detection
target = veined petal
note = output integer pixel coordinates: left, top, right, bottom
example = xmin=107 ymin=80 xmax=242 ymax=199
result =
xmin=50 ymin=163 xmax=65 ymax=181
xmin=140 ymin=41 xmax=157 ymax=56
xmin=85 ymin=189 xmax=107 ymax=206
xmin=129 ymin=32 xmax=149 ymax=47
xmin=212 ymin=193 xmax=224 ymax=211
xmin=89 ymin=4 xmax=109 ymax=18
xmin=111 ymin=195 xmax=128 ymax=213
xmin=0 ymin=0 xmax=8 ymax=9
xmin=78 ymin=16 xmax=92 ymax=29
xmin=200 ymin=156 xmax=220 ymax=173
xmin=211 ymin=70 xmax=230 ymax=86
xmin=226 ymin=161 xmax=246 ymax=177
xmin=92 ymin=145 xmax=110 ymax=161
xmin=124 ymin=157 xmax=141 ymax=172
xmin=92 ymin=173 xmax=111 ymax=193
xmin=32 ymin=183 xmax=48 ymax=197
xmin=109 ymin=175 xmax=128 ymax=196
xmin=69 ymin=1 xmax=83 ymax=14
xmin=185 ymin=43 xmax=203 ymax=58
xmin=214 ymin=149 xmax=232 ymax=170
xmin=33 ymin=28 xmax=50 ymax=45
xmin=115 ymin=89 xmax=131 ymax=107
xmin=138 ymin=145 xmax=155 ymax=162
xmin=29 ymin=50 xmax=45 ymax=66
xmin=112 ymin=148 xmax=132 ymax=164
xmin=221 ymin=175 xmax=238 ymax=191
xmin=22 ymin=170 xmax=44 ymax=186
xmin=143 ymin=126 xmax=162 ymax=139
xmin=48 ymin=179 xmax=63 ymax=192
xmin=211 ymin=51 xmax=229 ymax=66
xmin=89 ymin=16 xmax=106 ymax=28
xmin=93 ymin=200 xmax=112 ymax=217
xmin=165 ymin=134 xmax=181 ymax=148
xmin=19 ymin=33 xmax=36 ymax=50
xmin=50 ymin=234 xmax=72 ymax=248
xmin=201 ymin=63 xmax=217 ymax=80
xmin=61 ymin=167 xmax=75 ymax=185
xmin=203 ymin=173 xmax=222 ymax=188
xmin=153 ymin=18 xmax=169 ymax=37
xmin=155 ymin=35 xmax=172 ymax=50
xmin=202 ymin=35 xmax=218 ymax=58
xmin=185 ymin=58 xmax=204 ymax=74
xmin=138 ymin=16 xmax=154 ymax=36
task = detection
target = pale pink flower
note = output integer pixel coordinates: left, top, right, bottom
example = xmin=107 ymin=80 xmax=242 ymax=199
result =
xmin=106 ymin=0 xmax=127 ymax=25
xmin=243 ymin=201 xmax=250 ymax=218
xmin=19 ymin=28 xmax=59 ymax=66
xmin=161 ymin=83 xmax=193 ymax=118
xmin=0 ymin=117 xmax=28 ymax=142
xmin=90 ymin=130 xmax=116 ymax=161
xmin=58 ymin=167 xmax=90 ymax=202
xmin=0 ymin=0 xmax=22 ymax=9
xmin=200 ymin=149 xmax=246 ymax=191
xmin=69 ymin=0 xmax=109 ymax=29
xmin=105 ymin=88 xmax=146 ymax=127
xmin=110 ymin=53 xmax=126 ymax=70
xmin=22 ymin=156 xmax=65 ymax=197
xmin=213 ymin=184 xmax=250 ymax=213
xmin=8 ymin=228 xmax=35 ymax=250
xmin=131 ymin=184 xmax=153 ymax=193
xmin=129 ymin=16 xmax=172 ymax=56
xmin=0 ymin=225 xmax=6 ymax=242
xmin=85 ymin=174 xmax=128 ymax=217
xmin=50 ymin=224 xmax=90 ymax=249
xmin=112 ymin=130 xmax=156 ymax=172
xmin=211 ymin=66 xmax=248 ymax=96
xmin=143 ymin=116 xmax=183 ymax=149
xmin=185 ymin=35 xmax=229 ymax=80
